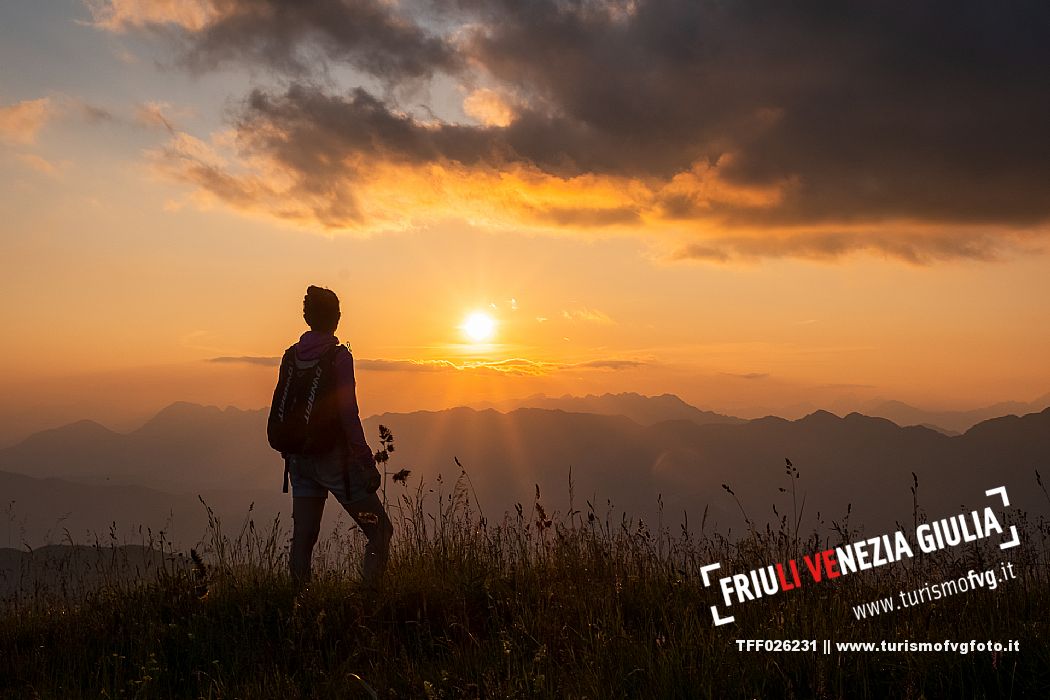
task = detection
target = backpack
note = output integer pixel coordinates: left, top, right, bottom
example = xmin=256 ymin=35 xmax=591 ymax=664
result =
xmin=267 ymin=344 xmax=345 ymax=485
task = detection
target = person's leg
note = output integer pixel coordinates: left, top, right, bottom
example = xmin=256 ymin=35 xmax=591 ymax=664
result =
xmin=338 ymin=492 xmax=393 ymax=586
xmin=290 ymin=496 xmax=326 ymax=584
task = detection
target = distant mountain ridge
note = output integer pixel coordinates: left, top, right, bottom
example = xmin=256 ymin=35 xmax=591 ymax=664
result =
xmin=471 ymin=392 xmax=744 ymax=426
xmin=0 ymin=402 xmax=276 ymax=492
xmin=3 ymin=397 xmax=1048 ymax=547
xmin=862 ymin=394 xmax=1050 ymax=434
xmin=473 ymin=391 xmax=1050 ymax=434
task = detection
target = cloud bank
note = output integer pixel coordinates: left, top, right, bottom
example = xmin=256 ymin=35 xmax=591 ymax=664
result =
xmin=209 ymin=354 xmax=648 ymax=376
xmin=93 ymin=0 xmax=1050 ymax=262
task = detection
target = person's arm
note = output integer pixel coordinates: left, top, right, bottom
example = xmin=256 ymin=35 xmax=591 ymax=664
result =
xmin=334 ymin=347 xmax=376 ymax=468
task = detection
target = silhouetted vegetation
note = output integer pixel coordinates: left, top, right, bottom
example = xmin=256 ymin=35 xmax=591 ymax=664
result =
xmin=1 ymin=437 xmax=1048 ymax=698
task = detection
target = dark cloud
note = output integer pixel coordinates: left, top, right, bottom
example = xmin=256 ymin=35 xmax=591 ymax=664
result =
xmin=208 ymin=355 xmax=280 ymax=366
xmin=232 ymin=83 xmax=686 ymax=186
xmin=118 ymin=0 xmax=1050 ymax=258
xmin=722 ymin=372 xmax=770 ymax=381
xmin=154 ymin=0 xmax=461 ymax=82
xmin=673 ymin=229 xmax=1036 ymax=265
xmin=76 ymin=101 xmax=118 ymax=124
xmin=229 ymin=85 xmax=489 ymax=222
xmin=457 ymin=0 xmax=1050 ymax=225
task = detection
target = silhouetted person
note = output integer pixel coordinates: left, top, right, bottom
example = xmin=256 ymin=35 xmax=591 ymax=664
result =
xmin=267 ymin=285 xmax=392 ymax=587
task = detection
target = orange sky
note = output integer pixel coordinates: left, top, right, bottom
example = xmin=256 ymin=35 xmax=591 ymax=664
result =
xmin=2 ymin=1 xmax=1049 ymax=442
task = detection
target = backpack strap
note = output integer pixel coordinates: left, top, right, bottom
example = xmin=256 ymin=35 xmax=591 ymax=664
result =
xmin=273 ymin=345 xmax=298 ymax=425
xmin=279 ymin=345 xmax=296 ymax=493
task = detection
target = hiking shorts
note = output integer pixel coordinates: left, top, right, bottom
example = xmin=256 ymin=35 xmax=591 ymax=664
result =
xmin=287 ymin=447 xmax=378 ymax=505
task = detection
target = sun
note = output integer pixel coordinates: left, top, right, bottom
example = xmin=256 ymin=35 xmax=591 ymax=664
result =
xmin=461 ymin=311 xmax=496 ymax=342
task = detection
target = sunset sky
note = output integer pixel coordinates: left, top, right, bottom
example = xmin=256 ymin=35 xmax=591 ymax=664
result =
xmin=2 ymin=0 xmax=1049 ymax=442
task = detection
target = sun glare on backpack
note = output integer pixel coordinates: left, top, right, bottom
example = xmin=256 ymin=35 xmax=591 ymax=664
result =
xmin=462 ymin=311 xmax=496 ymax=342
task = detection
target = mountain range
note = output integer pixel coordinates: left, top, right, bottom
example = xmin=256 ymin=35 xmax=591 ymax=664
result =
xmin=470 ymin=392 xmax=744 ymax=427
xmin=857 ymin=394 xmax=1050 ymax=435
xmin=1 ymin=393 xmax=1048 ymax=547
xmin=477 ymin=390 xmax=1050 ymax=435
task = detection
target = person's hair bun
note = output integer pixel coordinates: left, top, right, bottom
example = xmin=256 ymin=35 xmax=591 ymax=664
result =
xmin=303 ymin=285 xmax=341 ymax=331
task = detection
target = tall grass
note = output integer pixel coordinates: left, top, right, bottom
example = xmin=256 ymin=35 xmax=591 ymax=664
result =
xmin=1 ymin=438 xmax=1048 ymax=698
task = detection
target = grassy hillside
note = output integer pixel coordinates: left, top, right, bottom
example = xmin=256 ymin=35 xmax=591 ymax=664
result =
xmin=2 ymin=462 xmax=1049 ymax=698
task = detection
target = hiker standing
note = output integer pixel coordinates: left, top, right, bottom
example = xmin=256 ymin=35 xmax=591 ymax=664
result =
xmin=267 ymin=285 xmax=393 ymax=586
